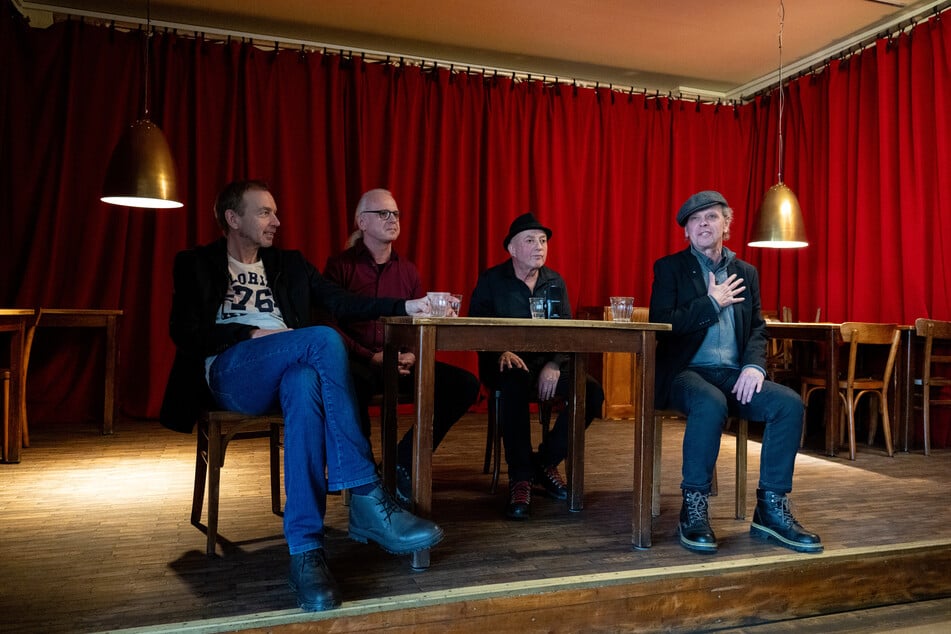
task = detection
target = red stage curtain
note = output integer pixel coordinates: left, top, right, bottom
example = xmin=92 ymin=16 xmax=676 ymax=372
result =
xmin=2 ymin=3 xmax=950 ymax=444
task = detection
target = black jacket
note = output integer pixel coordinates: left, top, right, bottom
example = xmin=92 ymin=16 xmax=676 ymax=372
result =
xmin=159 ymin=238 xmax=406 ymax=432
xmin=469 ymin=259 xmax=573 ymax=386
xmin=648 ymin=248 xmax=767 ymax=408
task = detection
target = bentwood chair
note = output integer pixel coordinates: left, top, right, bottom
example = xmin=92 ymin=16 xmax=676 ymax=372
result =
xmin=191 ymin=410 xmax=284 ymax=556
xmin=914 ymin=318 xmax=951 ymax=455
xmin=801 ymin=322 xmax=899 ymax=460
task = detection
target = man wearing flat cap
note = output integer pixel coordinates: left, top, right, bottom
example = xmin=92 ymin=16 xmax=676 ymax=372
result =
xmin=470 ymin=213 xmax=604 ymax=520
xmin=649 ymin=191 xmax=822 ymax=555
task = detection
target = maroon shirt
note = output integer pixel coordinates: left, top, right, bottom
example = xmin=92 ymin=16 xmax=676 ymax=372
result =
xmin=324 ymin=240 xmax=423 ymax=359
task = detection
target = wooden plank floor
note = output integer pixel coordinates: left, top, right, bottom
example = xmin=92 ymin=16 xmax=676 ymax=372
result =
xmin=1 ymin=412 xmax=949 ymax=633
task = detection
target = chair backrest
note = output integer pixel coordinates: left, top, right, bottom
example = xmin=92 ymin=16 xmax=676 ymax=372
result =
xmin=839 ymin=322 xmax=901 ymax=386
xmin=915 ymin=318 xmax=951 ymax=384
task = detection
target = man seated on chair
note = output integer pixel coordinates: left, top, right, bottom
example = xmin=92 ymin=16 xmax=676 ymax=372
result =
xmin=160 ymin=179 xmax=444 ymax=612
xmin=648 ymin=190 xmax=822 ymax=554
xmin=469 ymin=212 xmax=604 ymax=520
xmin=323 ymin=188 xmax=480 ymax=505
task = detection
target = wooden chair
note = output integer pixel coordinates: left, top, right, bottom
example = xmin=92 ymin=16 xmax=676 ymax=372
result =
xmin=191 ymin=410 xmax=284 ymax=556
xmin=483 ymin=389 xmax=556 ymax=494
xmin=653 ymin=410 xmax=749 ymax=520
xmin=914 ymin=318 xmax=951 ymax=456
xmin=801 ymin=322 xmax=899 ymax=460
xmin=620 ymin=307 xmax=749 ymax=519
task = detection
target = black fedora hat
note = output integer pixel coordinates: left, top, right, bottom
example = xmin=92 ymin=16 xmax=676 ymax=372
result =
xmin=503 ymin=212 xmax=552 ymax=249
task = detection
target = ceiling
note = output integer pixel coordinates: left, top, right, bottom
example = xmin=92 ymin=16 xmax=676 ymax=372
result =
xmin=19 ymin=0 xmax=948 ymax=99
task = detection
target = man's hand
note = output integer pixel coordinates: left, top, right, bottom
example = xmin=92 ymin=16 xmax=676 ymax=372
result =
xmin=371 ymin=350 xmax=415 ymax=374
xmin=731 ymin=366 xmax=764 ymax=405
xmin=498 ymin=351 xmax=528 ymax=372
xmin=707 ymin=272 xmax=746 ymax=309
xmin=537 ymin=362 xmax=561 ymax=401
xmin=405 ymin=297 xmax=431 ymax=316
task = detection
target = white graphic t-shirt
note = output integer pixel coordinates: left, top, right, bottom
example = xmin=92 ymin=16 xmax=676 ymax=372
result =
xmin=205 ymin=256 xmax=287 ymax=381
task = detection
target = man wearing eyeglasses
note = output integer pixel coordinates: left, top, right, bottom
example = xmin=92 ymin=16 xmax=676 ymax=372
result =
xmin=324 ymin=188 xmax=480 ymax=505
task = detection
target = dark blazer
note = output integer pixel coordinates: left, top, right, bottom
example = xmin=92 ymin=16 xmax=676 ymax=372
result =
xmin=159 ymin=238 xmax=406 ymax=432
xmin=648 ymin=247 xmax=767 ymax=408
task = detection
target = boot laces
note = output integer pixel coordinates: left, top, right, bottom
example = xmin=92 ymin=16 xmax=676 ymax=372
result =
xmin=510 ymin=480 xmax=532 ymax=505
xmin=540 ymin=465 xmax=567 ymax=489
xmin=373 ymin=487 xmax=403 ymax=522
xmin=684 ymin=490 xmax=710 ymax=526
xmin=774 ymin=494 xmax=801 ymax=528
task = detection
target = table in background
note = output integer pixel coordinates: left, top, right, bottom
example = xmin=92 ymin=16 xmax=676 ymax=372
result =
xmin=381 ymin=316 xmax=670 ymax=568
xmin=35 ymin=309 xmax=123 ymax=436
xmin=0 ymin=309 xmax=33 ymax=463
xmin=765 ymin=322 xmax=842 ymax=456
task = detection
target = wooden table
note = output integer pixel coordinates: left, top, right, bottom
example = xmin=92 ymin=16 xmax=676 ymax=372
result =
xmin=381 ymin=316 xmax=670 ymax=568
xmin=0 ymin=309 xmax=34 ymax=463
xmin=34 ymin=309 xmax=123 ymax=436
xmin=765 ymin=322 xmax=843 ymax=456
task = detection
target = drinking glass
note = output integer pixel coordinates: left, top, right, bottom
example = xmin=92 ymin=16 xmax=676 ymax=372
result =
xmin=529 ymin=297 xmax=547 ymax=319
xmin=427 ymin=292 xmax=451 ymax=317
xmin=609 ymin=296 xmax=635 ymax=322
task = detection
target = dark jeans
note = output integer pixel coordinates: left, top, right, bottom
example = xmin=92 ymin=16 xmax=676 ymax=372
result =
xmin=668 ymin=366 xmax=804 ymax=495
xmin=349 ymin=357 xmax=481 ymax=469
xmin=495 ymin=367 xmax=604 ymax=482
xmin=208 ymin=326 xmax=377 ymax=555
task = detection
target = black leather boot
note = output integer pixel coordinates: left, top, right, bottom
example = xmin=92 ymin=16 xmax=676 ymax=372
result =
xmin=348 ymin=484 xmax=444 ymax=554
xmin=678 ymin=489 xmax=717 ymax=553
xmin=750 ymin=489 xmax=823 ymax=553
xmin=288 ymin=548 xmax=341 ymax=611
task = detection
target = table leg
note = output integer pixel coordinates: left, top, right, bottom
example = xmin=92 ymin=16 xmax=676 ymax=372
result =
xmin=410 ymin=325 xmax=436 ymax=571
xmin=2 ymin=326 xmax=24 ymax=463
xmin=894 ymin=328 xmax=914 ymax=452
xmin=825 ymin=330 xmax=839 ymax=457
xmin=567 ymin=353 xmax=587 ymax=512
xmin=632 ymin=330 xmax=655 ymax=549
xmin=103 ymin=315 xmax=118 ymax=435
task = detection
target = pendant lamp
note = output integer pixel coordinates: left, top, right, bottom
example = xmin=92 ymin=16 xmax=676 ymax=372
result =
xmin=748 ymin=0 xmax=806 ymax=248
xmin=101 ymin=0 xmax=182 ymax=209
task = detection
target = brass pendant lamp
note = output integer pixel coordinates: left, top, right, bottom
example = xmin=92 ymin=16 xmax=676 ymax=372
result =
xmin=101 ymin=0 xmax=182 ymax=209
xmin=749 ymin=0 xmax=807 ymax=248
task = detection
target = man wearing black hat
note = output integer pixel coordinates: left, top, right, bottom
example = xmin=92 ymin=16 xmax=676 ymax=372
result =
xmin=649 ymin=190 xmax=821 ymax=555
xmin=470 ymin=213 xmax=604 ymax=519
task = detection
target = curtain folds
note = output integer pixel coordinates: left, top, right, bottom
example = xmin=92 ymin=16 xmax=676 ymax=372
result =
xmin=2 ymin=2 xmax=950 ymax=422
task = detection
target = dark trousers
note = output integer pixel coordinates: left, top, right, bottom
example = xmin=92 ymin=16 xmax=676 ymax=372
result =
xmin=349 ymin=357 xmax=481 ymax=469
xmin=668 ymin=366 xmax=804 ymax=494
xmin=495 ymin=367 xmax=604 ymax=482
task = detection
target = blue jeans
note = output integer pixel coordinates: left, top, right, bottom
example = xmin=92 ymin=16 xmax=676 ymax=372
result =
xmin=208 ymin=326 xmax=377 ymax=555
xmin=668 ymin=367 xmax=804 ymax=495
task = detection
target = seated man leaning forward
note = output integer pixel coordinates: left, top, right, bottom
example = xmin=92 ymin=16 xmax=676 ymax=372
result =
xmin=160 ymin=179 xmax=444 ymax=612
xmin=470 ymin=212 xmax=604 ymax=520
xmin=323 ymin=188 xmax=480 ymax=504
xmin=648 ymin=189 xmax=821 ymax=555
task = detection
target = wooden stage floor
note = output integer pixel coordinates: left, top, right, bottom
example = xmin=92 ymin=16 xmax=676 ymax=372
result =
xmin=1 ymin=412 xmax=949 ymax=633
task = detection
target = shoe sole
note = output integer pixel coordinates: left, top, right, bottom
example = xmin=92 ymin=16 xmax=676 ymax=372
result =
xmin=750 ymin=522 xmax=824 ymax=553
xmin=348 ymin=527 xmax=445 ymax=555
xmin=678 ymin=526 xmax=718 ymax=553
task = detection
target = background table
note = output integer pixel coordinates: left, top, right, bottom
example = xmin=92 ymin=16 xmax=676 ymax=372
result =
xmin=381 ymin=316 xmax=670 ymax=568
xmin=0 ymin=309 xmax=33 ymax=463
xmin=765 ymin=322 xmax=842 ymax=456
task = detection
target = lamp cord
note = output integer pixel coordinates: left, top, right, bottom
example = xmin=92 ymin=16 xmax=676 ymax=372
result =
xmin=777 ymin=0 xmax=785 ymax=184
xmin=143 ymin=0 xmax=151 ymax=120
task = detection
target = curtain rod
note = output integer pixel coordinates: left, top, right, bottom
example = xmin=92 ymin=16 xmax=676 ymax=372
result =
xmin=15 ymin=0 xmax=951 ymax=104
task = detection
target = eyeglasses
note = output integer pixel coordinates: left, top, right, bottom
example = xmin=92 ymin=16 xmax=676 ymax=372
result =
xmin=360 ymin=209 xmax=401 ymax=220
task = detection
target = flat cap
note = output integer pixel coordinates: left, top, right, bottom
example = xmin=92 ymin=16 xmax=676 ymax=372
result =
xmin=677 ymin=190 xmax=728 ymax=226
